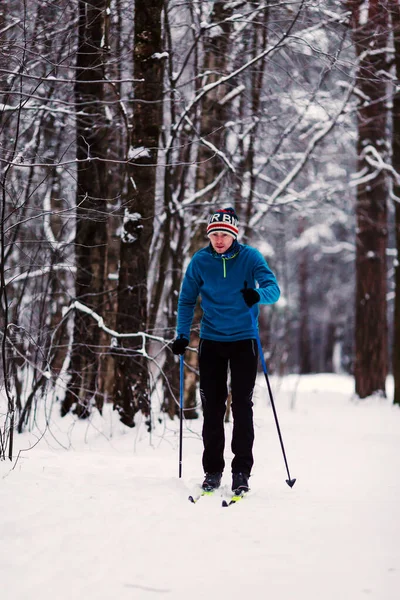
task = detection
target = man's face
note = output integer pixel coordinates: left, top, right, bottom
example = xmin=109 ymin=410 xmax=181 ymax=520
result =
xmin=209 ymin=232 xmax=234 ymax=254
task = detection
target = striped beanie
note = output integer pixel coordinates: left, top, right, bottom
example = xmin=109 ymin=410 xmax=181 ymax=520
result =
xmin=206 ymin=207 xmax=239 ymax=240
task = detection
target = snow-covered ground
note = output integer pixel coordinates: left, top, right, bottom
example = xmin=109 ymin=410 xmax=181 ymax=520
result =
xmin=1 ymin=373 xmax=399 ymax=600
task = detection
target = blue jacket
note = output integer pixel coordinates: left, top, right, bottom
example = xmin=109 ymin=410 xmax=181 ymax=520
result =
xmin=177 ymin=242 xmax=280 ymax=342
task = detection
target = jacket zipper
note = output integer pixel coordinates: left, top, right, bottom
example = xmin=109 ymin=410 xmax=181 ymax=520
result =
xmin=220 ymin=250 xmax=239 ymax=278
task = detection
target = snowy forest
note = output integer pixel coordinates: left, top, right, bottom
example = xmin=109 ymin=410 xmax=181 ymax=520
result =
xmin=1 ymin=0 xmax=400 ymax=461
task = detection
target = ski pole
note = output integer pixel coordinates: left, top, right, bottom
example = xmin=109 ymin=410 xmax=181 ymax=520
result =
xmin=179 ymin=353 xmax=184 ymax=478
xmin=248 ymin=307 xmax=296 ymax=488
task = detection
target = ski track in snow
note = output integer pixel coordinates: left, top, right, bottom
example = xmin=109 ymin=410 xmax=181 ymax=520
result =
xmin=1 ymin=374 xmax=399 ymax=600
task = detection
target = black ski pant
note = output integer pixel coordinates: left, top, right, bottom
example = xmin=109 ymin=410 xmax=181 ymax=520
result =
xmin=198 ymin=338 xmax=258 ymax=476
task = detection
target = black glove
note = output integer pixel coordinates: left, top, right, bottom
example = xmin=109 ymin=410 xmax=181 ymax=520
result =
xmin=241 ymin=285 xmax=260 ymax=307
xmin=171 ymin=336 xmax=189 ymax=355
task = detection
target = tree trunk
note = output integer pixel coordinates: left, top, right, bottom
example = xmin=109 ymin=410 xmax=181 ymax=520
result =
xmin=298 ymin=217 xmax=312 ymax=374
xmin=113 ymin=0 xmax=164 ymax=427
xmin=62 ymin=0 xmax=109 ymax=418
xmin=390 ymin=0 xmax=400 ymax=405
xmin=242 ymin=3 xmax=269 ymax=239
xmin=349 ymin=0 xmax=389 ymax=398
xmin=96 ymin=1 xmax=124 ymax=406
xmin=150 ymin=3 xmax=199 ymax=416
xmin=184 ymin=1 xmax=235 ymax=410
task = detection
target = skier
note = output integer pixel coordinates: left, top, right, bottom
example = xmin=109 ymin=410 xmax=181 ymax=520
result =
xmin=172 ymin=207 xmax=280 ymax=494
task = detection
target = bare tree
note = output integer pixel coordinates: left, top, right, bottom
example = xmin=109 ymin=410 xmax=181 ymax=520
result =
xmin=349 ymin=0 xmax=389 ymax=398
xmin=62 ymin=0 xmax=110 ymax=418
xmin=112 ymin=0 xmax=165 ymax=427
xmin=2 ymin=0 xmax=397 ymax=449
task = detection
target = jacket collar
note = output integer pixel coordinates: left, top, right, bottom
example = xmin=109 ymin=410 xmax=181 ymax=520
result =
xmin=208 ymin=239 xmax=241 ymax=259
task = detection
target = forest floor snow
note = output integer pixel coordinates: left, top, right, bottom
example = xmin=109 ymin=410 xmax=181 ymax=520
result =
xmin=1 ymin=373 xmax=399 ymax=600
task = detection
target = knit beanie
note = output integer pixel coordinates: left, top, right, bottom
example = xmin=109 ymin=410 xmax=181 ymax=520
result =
xmin=206 ymin=207 xmax=239 ymax=239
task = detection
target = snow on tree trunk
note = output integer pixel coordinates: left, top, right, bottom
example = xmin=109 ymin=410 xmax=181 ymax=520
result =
xmin=349 ymin=0 xmax=389 ymax=398
xmin=390 ymin=0 xmax=400 ymax=405
xmin=113 ymin=0 xmax=164 ymax=427
xmin=62 ymin=0 xmax=109 ymax=418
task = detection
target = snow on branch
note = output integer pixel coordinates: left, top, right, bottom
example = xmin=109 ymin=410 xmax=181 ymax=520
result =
xmin=349 ymin=165 xmax=380 ymax=188
xmin=64 ymin=301 xmax=172 ymax=356
xmin=337 ymin=80 xmax=371 ymax=103
xmin=179 ymin=114 xmax=235 ymax=173
xmin=363 ymin=145 xmax=400 ymax=184
xmin=181 ymin=170 xmax=226 ymax=207
xmin=5 ymin=264 xmax=76 ymax=287
xmin=288 ymin=223 xmax=334 ymax=250
xmin=349 ymin=145 xmax=400 ymax=188
xmin=219 ymin=84 xmax=245 ymax=106
xmin=128 ymin=146 xmax=151 ymax=160
xmin=0 ymin=102 xmax=16 ymax=112
xmin=167 ymin=6 xmax=304 ymax=153
xmin=390 ymin=190 xmax=400 ymax=204
xmin=358 ymin=46 xmax=393 ymax=62
xmin=0 ymin=154 xmax=145 ymax=170
xmin=199 ymin=137 xmax=236 ymax=172
xmin=0 ymin=68 xmax=144 ymax=85
xmin=250 ymin=83 xmax=355 ymax=227
xmin=43 ymin=189 xmax=74 ymax=251
xmin=151 ymin=52 xmax=169 ymax=60
xmin=0 ymin=19 xmax=21 ymax=35
xmin=321 ymin=242 xmax=356 ymax=255
xmin=43 ymin=188 xmax=59 ymax=248
xmin=4 ymin=204 xmax=75 ymax=235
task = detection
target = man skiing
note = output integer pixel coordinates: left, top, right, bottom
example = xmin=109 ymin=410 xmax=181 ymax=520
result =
xmin=172 ymin=207 xmax=280 ymax=495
